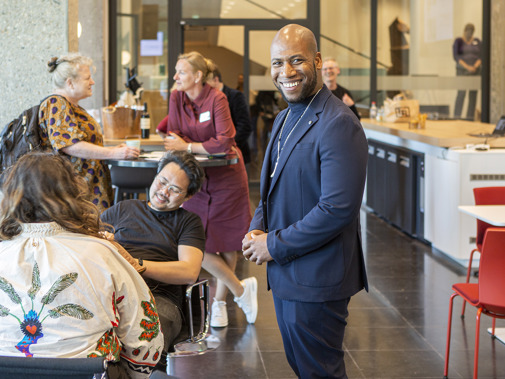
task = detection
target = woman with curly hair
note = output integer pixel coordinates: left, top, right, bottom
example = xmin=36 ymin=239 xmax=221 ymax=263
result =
xmin=0 ymin=152 xmax=163 ymax=379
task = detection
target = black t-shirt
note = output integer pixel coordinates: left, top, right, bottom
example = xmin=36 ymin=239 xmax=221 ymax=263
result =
xmin=101 ymin=200 xmax=205 ymax=308
xmin=331 ymin=86 xmax=361 ymax=120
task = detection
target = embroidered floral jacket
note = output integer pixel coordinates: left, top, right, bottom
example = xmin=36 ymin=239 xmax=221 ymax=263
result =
xmin=0 ymin=222 xmax=164 ymax=378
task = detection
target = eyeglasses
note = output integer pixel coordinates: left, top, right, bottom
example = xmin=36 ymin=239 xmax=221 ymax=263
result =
xmin=156 ymin=176 xmax=186 ymax=196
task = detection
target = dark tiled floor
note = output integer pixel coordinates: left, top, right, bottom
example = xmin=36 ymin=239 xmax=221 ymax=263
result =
xmin=167 ymin=182 xmax=505 ymax=378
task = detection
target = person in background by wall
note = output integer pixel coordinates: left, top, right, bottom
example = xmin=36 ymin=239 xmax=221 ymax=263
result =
xmin=39 ymin=53 xmax=140 ymax=212
xmin=322 ymin=57 xmax=361 ymax=120
xmin=453 ymin=23 xmax=482 ymax=120
xmin=207 ymin=64 xmax=253 ymax=164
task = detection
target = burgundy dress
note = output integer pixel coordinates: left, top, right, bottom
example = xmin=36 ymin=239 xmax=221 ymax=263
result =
xmin=157 ymin=84 xmax=251 ymax=253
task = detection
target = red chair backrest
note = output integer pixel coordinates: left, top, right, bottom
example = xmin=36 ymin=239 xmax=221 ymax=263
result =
xmin=473 ymin=187 xmax=505 ymax=247
xmin=478 ymin=228 xmax=505 ymax=314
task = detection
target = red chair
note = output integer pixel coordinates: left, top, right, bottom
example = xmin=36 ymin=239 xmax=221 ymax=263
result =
xmin=444 ymin=228 xmax=505 ymax=379
xmin=461 ymin=186 xmax=505 ymax=317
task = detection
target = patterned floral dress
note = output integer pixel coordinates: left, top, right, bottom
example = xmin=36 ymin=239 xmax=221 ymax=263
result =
xmin=39 ymin=95 xmax=113 ymax=211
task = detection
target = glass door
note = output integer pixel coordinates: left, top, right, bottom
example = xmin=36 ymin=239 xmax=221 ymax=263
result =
xmin=247 ymin=29 xmax=287 ymax=178
xmin=114 ymin=0 xmax=169 ymax=132
xmin=182 ymin=25 xmax=245 ymax=95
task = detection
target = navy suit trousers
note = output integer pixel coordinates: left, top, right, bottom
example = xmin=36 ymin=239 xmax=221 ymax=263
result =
xmin=273 ymin=295 xmax=350 ymax=379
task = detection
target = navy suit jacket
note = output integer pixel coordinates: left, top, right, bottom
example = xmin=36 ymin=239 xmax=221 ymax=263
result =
xmin=222 ymin=85 xmax=252 ymax=163
xmin=250 ymin=85 xmax=368 ymax=302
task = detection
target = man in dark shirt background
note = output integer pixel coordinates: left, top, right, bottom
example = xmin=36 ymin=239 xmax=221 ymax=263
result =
xmin=322 ymin=57 xmax=361 ymax=120
xmin=207 ymin=65 xmax=253 ymax=164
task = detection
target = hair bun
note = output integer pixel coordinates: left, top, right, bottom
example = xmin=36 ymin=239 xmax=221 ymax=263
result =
xmin=47 ymin=57 xmax=58 ymax=72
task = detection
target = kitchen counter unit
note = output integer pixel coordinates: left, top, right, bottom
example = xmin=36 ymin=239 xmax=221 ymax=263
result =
xmin=361 ymin=118 xmax=505 ymax=148
xmin=361 ymin=118 xmax=505 ymax=266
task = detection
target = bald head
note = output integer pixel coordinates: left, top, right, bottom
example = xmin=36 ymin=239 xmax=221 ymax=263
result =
xmin=271 ymin=24 xmax=318 ymax=57
xmin=270 ymin=24 xmax=322 ymax=103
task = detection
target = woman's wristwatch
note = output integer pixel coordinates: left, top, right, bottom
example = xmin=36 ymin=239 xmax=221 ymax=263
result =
xmin=187 ymin=143 xmax=193 ymax=154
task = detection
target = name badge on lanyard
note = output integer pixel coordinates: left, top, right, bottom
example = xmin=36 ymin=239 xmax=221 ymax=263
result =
xmin=199 ymin=111 xmax=211 ymax=123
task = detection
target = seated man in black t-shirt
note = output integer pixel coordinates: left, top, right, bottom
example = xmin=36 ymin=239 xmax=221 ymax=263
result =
xmin=101 ymin=150 xmax=206 ymax=354
xmin=322 ymin=57 xmax=361 ymax=120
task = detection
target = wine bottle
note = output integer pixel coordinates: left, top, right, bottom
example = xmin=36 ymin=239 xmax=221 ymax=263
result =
xmin=141 ymin=102 xmax=150 ymax=139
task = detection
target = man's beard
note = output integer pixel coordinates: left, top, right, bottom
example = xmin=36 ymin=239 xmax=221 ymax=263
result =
xmin=276 ymin=62 xmax=318 ymax=104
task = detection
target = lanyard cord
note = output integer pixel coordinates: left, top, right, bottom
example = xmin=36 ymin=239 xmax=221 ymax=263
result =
xmin=270 ymin=87 xmax=322 ymax=178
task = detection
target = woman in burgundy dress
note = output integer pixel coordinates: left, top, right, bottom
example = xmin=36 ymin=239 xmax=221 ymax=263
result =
xmin=156 ymin=51 xmax=257 ymax=328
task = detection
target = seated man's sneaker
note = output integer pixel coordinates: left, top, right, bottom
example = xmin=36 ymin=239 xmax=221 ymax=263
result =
xmin=234 ymin=277 xmax=258 ymax=324
xmin=210 ymin=298 xmax=228 ymax=328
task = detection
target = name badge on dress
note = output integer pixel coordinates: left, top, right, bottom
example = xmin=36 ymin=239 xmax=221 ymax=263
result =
xmin=199 ymin=111 xmax=211 ymax=123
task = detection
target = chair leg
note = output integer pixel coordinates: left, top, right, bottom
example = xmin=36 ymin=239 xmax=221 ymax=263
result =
xmin=444 ymin=292 xmax=459 ymax=379
xmin=474 ymin=308 xmax=482 ymax=379
xmin=491 ymin=316 xmax=496 ymax=338
xmin=465 ymin=249 xmax=476 ymax=283
xmin=166 ymin=354 xmax=175 ymax=376
xmin=462 ymin=249 xmax=478 ymax=318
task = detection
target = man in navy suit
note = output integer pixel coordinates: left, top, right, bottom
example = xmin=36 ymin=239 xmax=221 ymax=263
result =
xmin=242 ymin=24 xmax=368 ymax=378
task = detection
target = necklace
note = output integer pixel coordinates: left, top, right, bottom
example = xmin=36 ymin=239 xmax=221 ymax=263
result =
xmin=270 ymin=87 xmax=322 ymax=178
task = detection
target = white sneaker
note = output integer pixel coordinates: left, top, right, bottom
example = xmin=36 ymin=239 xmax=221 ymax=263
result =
xmin=234 ymin=277 xmax=258 ymax=324
xmin=210 ymin=298 xmax=228 ymax=328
